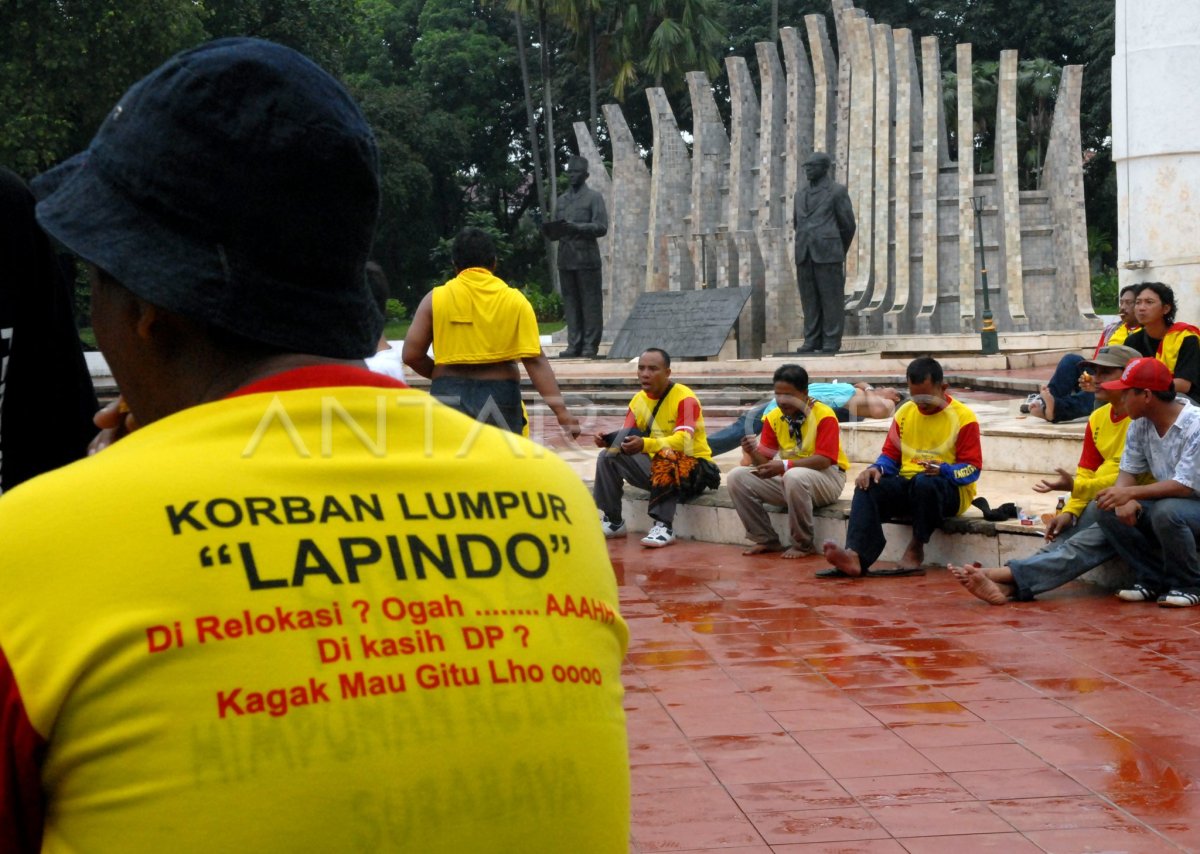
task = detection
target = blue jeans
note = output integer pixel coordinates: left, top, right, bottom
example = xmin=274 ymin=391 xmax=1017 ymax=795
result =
xmin=1007 ymin=502 xmax=1116 ymax=600
xmin=429 ymin=376 xmax=523 ymax=434
xmin=1097 ymin=497 xmax=1200 ymax=593
xmin=707 ymin=402 xmax=769 ymax=456
xmin=1046 ymin=354 xmax=1095 ymax=423
xmin=845 ymin=474 xmax=960 ymax=571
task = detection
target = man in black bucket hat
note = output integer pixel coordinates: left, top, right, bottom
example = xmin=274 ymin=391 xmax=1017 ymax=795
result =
xmin=0 ymin=38 xmax=628 ymax=852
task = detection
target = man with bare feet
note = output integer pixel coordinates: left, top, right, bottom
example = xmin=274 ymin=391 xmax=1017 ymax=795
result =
xmin=728 ymin=364 xmax=849 ymax=558
xmin=950 ymin=345 xmax=1142 ymax=603
xmin=821 ymin=357 xmax=982 ymax=577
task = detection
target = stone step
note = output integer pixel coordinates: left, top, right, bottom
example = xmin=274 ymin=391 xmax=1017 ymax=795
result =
xmin=604 ymin=483 xmax=1129 ymax=593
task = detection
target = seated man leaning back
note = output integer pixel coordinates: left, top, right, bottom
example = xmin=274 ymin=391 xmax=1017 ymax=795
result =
xmin=728 ymin=363 xmax=849 ymax=558
xmin=823 ymin=356 xmax=983 ymax=577
xmin=0 ymin=38 xmax=628 ymax=853
xmin=950 ymin=345 xmax=1146 ymax=603
xmin=593 ymin=347 xmax=720 ymax=548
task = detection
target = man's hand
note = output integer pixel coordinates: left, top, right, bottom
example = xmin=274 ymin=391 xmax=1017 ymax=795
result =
xmin=856 ymin=465 xmax=882 ymax=490
xmin=1033 ymin=467 xmax=1074 ymax=494
xmin=1044 ymin=511 xmax=1076 ymax=542
xmin=89 ymin=396 xmax=137 ymax=455
xmin=620 ymin=434 xmax=644 ymax=455
xmin=557 ymin=411 xmax=582 ymax=440
xmin=592 ymin=432 xmax=608 ymax=449
xmin=753 ymin=460 xmax=786 ymax=479
xmin=917 ymin=459 xmax=941 ymax=477
xmin=739 ymin=434 xmax=758 ymax=454
xmin=1096 ymin=485 xmax=1138 ymax=511
xmin=1115 ymin=500 xmax=1142 ymax=526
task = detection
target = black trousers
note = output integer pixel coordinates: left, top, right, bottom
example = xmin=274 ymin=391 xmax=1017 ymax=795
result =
xmin=560 ymin=268 xmax=603 ymax=356
xmin=845 ymin=474 xmax=960 ymax=570
xmin=797 ymin=258 xmax=846 ymax=351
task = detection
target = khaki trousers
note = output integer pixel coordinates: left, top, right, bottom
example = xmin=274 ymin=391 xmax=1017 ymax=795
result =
xmin=727 ymin=464 xmax=846 ymax=553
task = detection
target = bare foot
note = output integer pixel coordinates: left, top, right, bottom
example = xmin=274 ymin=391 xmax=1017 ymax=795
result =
xmin=781 ymin=547 xmax=814 ymax=560
xmin=899 ymin=538 xmax=924 ymax=568
xmin=949 ymin=562 xmax=1010 ymax=605
xmin=1039 ymin=384 xmax=1056 ymax=422
xmin=822 ymin=540 xmax=863 ymax=576
xmin=743 ymin=542 xmax=785 ymax=556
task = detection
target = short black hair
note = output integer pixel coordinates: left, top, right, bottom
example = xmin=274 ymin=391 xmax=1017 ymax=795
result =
xmin=773 ymin=363 xmax=809 ymax=391
xmin=451 ymin=227 xmax=497 ymax=271
xmin=1135 ymin=281 xmax=1176 ymax=324
xmin=642 ymin=347 xmax=670 ymax=367
xmin=1119 ymin=284 xmax=1138 ymax=298
xmin=1151 ymin=388 xmax=1177 ymax=403
xmin=906 ymin=355 xmax=944 ymax=385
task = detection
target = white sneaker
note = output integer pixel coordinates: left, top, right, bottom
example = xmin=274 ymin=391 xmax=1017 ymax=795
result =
xmin=641 ymin=522 xmax=675 ymax=548
xmin=1116 ymin=584 xmax=1156 ymax=602
xmin=600 ymin=513 xmax=627 ymax=538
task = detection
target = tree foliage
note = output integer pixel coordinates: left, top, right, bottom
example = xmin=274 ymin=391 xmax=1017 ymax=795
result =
xmin=2 ymin=0 xmax=1119 ymax=307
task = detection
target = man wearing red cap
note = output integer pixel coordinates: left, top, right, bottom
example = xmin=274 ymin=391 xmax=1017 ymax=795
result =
xmin=1095 ymin=357 xmax=1200 ymax=606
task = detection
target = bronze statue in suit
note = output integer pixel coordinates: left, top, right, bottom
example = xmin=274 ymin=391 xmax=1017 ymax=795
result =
xmin=793 ymin=152 xmax=856 ymax=355
xmin=542 ymin=155 xmax=608 ymax=358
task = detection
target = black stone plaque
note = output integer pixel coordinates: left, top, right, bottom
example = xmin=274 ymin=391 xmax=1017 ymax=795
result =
xmin=607 ymin=287 xmax=752 ymax=360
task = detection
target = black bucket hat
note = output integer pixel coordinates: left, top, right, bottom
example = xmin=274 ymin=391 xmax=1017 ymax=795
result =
xmin=34 ymin=37 xmax=383 ymax=359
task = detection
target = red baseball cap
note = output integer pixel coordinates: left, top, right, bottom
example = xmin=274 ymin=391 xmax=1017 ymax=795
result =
xmin=1100 ymin=356 xmax=1174 ymax=392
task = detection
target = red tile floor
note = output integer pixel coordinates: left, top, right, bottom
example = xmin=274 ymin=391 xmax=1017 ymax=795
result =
xmin=613 ymin=539 xmax=1200 ymax=853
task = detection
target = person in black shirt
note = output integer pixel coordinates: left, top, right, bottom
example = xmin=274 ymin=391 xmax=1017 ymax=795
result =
xmin=0 ymin=168 xmax=98 ymax=493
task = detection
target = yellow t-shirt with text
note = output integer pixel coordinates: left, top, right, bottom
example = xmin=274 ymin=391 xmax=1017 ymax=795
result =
xmin=0 ymin=368 xmax=628 ymax=853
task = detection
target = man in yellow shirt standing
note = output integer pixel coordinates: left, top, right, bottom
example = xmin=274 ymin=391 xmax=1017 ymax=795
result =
xmin=403 ymin=227 xmax=580 ymax=438
xmin=593 ymin=348 xmax=720 ymax=547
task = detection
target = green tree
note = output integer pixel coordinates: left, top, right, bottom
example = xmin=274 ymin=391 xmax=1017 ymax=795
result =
xmin=0 ymin=0 xmax=207 ymax=176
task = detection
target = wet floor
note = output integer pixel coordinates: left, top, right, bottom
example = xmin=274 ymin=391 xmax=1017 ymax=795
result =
xmin=614 ymin=539 xmax=1200 ymax=853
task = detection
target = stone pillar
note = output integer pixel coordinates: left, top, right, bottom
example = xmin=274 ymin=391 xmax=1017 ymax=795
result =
xmin=687 ymin=71 xmax=729 ymax=287
xmin=890 ymin=28 xmax=920 ymax=322
xmin=727 ymin=56 xmax=765 ymax=357
xmin=956 ymin=43 xmax=976 ymax=329
xmin=727 ymin=57 xmax=760 ymax=233
xmin=918 ymin=36 xmax=943 ymax=322
xmin=865 ymin=23 xmax=894 ymax=314
xmin=573 ymin=121 xmax=613 ymax=326
xmin=781 ymin=27 xmax=815 ymax=216
xmin=832 ymin=0 xmax=858 ymax=185
xmin=646 ymin=88 xmax=693 ymax=292
xmin=1114 ymin=0 xmax=1200 ymax=321
xmin=756 ymin=42 xmax=788 ymax=230
xmin=843 ymin=14 xmax=874 ymax=309
xmin=994 ymin=50 xmax=1026 ymax=323
xmin=757 ymin=41 xmax=794 ymax=354
xmin=805 ymin=14 xmax=838 ymax=161
xmin=601 ymin=103 xmax=649 ymax=334
xmin=734 ymin=233 xmax=766 ymax=358
xmin=1042 ymin=65 xmax=1094 ymax=326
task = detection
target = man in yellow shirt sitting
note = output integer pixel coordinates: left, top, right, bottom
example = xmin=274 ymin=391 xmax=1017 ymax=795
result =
xmin=823 ymin=357 xmax=983 ymax=577
xmin=592 ymin=348 xmax=720 ymax=547
xmin=727 ymin=364 xmax=850 ymax=558
xmin=950 ymin=345 xmax=1143 ymax=603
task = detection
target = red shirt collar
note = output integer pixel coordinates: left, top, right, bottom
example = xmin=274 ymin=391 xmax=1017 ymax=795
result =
xmin=226 ymin=365 xmax=408 ymax=399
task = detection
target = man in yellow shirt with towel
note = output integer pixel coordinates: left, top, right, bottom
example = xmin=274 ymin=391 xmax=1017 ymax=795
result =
xmin=404 ymin=227 xmax=581 ymax=438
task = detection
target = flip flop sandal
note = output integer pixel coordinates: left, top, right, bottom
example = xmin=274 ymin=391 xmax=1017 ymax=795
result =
xmin=816 ymin=566 xmax=927 ymax=578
